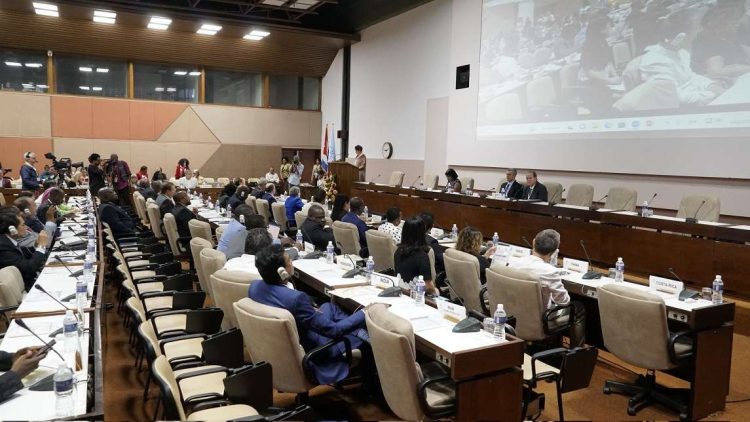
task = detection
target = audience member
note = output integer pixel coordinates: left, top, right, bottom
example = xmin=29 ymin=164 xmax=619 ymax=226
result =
xmin=217 ymin=204 xmax=257 ymax=260
xmin=98 ymin=188 xmax=136 ymax=238
xmin=228 ymin=186 xmax=250 ymax=211
xmin=420 ymin=211 xmax=445 ymax=273
xmin=170 ymin=191 xmax=195 ymax=238
xmin=157 ymin=182 xmax=176 ymax=217
xmin=302 ymin=189 xmax=327 ymax=215
xmin=175 ymin=158 xmax=190 ymax=179
xmin=499 ymin=168 xmax=523 ymax=199
xmin=136 ymin=179 xmax=157 ymax=200
xmin=444 ymin=168 xmax=462 ymax=193
xmin=265 ymin=168 xmax=280 ymax=184
xmin=455 ymin=226 xmax=495 ymax=284
xmin=261 ymin=183 xmax=276 ymax=205
xmin=311 ymin=158 xmax=324 ymax=185
xmin=136 ymin=165 xmax=149 ymax=181
xmin=177 ymin=171 xmax=198 ymax=190
xmin=341 ymin=197 xmax=369 ymax=249
xmin=0 ymin=347 xmax=48 ymax=402
xmin=285 ymin=186 xmax=304 ymax=227
xmin=521 ymin=171 xmax=548 ymax=201
xmin=0 ymin=206 xmax=49 ymax=289
xmin=330 ymin=194 xmax=349 ymax=222
xmin=37 ymin=187 xmax=65 ymax=225
xmin=218 ymin=182 xmax=238 ymax=209
xmin=377 ymin=207 xmax=402 ymax=243
xmin=107 ymin=154 xmax=132 ymax=206
xmin=279 ymin=157 xmax=291 ymax=192
xmin=394 ymin=217 xmax=437 ymax=295
xmin=300 ymin=205 xmax=335 ymax=251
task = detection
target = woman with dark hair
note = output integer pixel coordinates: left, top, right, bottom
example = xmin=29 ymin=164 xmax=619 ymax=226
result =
xmin=228 ymin=185 xmax=250 ymax=210
xmin=174 ymin=158 xmax=190 ymax=179
xmin=330 ymin=194 xmax=350 ymax=222
xmin=579 ymin=9 xmax=621 ymax=113
xmin=455 ymin=226 xmax=496 ymax=284
xmin=218 ymin=182 xmax=238 ymax=209
xmin=444 ymin=169 xmax=462 ymax=193
xmin=394 ymin=217 xmax=437 ymax=295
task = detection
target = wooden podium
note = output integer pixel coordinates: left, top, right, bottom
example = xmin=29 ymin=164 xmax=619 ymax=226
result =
xmin=328 ymin=161 xmax=360 ymax=197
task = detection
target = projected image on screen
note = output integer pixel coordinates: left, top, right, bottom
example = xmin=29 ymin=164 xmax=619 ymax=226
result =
xmin=477 ymin=0 xmax=750 ymax=138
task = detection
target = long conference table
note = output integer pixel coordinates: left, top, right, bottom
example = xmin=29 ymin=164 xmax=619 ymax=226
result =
xmin=352 ymin=182 xmax=750 ymax=299
xmin=0 ymin=197 xmax=104 ymax=420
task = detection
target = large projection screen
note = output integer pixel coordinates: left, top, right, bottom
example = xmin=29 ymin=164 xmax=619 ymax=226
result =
xmin=461 ymin=0 xmax=750 ymax=179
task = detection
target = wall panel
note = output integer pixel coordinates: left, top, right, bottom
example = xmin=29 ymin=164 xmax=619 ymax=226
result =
xmin=0 ymin=137 xmax=53 ymax=178
xmin=0 ymin=92 xmax=51 ymax=138
xmin=51 ymin=96 xmax=94 ymax=139
xmin=92 ymin=99 xmax=131 ymax=140
xmin=198 ymin=145 xmax=282 ymax=179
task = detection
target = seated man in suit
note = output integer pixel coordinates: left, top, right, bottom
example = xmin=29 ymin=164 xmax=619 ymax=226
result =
xmin=0 ymin=206 xmax=49 ymax=290
xmin=248 ymin=244 xmax=373 ymax=386
xmin=157 ymin=182 xmax=176 ymax=218
xmin=170 ymin=191 xmax=195 ymax=238
xmin=136 ymin=179 xmax=157 ymax=201
xmin=98 ymin=188 xmax=137 ymax=238
xmin=521 ymin=171 xmax=548 ymax=201
xmin=250 ymin=178 xmax=266 ymax=199
xmin=217 ymin=205 xmax=259 ymax=260
xmin=13 ymin=197 xmax=56 ymax=249
xmin=499 ymin=168 xmax=524 ymax=199
xmin=510 ymin=229 xmax=586 ymax=347
xmin=341 ymin=197 xmax=369 ymax=249
xmin=260 ymin=183 xmax=276 ymax=206
xmin=300 ymin=205 xmax=336 ymax=252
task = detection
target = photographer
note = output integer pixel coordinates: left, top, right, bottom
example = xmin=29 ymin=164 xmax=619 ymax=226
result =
xmin=88 ymin=153 xmax=106 ymax=196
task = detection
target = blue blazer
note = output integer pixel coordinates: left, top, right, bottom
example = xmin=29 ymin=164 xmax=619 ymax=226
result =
xmin=284 ymin=195 xmax=304 ymax=226
xmin=248 ymin=280 xmax=365 ymax=384
xmin=341 ymin=212 xmax=368 ymax=247
xmin=20 ymin=165 xmax=39 ymax=190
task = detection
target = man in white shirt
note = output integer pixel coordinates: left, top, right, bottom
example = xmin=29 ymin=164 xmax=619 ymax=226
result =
xmin=177 ymin=172 xmax=198 ymax=189
xmin=265 ymin=168 xmax=280 ymax=184
xmin=510 ymin=229 xmax=586 ymax=347
xmin=301 ymin=189 xmax=327 ymax=216
xmin=377 ymin=207 xmax=402 ymax=244
xmin=287 ymin=156 xmax=304 ymax=188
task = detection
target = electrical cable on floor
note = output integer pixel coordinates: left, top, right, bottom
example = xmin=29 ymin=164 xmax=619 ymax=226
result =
xmin=596 ymin=356 xmax=639 ymax=376
xmin=727 ymin=397 xmax=750 ymax=404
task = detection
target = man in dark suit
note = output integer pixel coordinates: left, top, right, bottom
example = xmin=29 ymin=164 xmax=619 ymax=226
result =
xmin=341 ymin=197 xmax=369 ymax=249
xmin=300 ymin=205 xmax=336 ymax=252
xmin=136 ymin=179 xmax=157 ymax=201
xmin=1 ymin=347 xmax=47 ymax=402
xmin=0 ymin=206 xmax=49 ymax=290
xmin=420 ymin=211 xmax=445 ymax=273
xmin=248 ymin=245 xmax=372 ymax=386
xmin=170 ymin=191 xmax=195 ymax=238
xmin=98 ymin=188 xmax=137 ymax=238
xmin=499 ymin=168 xmax=524 ymax=199
xmin=521 ymin=171 xmax=548 ymax=202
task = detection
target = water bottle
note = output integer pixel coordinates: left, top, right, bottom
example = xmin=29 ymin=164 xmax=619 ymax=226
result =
xmin=493 ymin=304 xmax=507 ymax=341
xmin=186 ymin=188 xmax=191 ymax=198
xmin=86 ymin=239 xmax=96 ymax=261
xmin=86 ymin=219 xmax=95 ymax=239
xmin=641 ymin=201 xmax=650 ymax=218
xmin=363 ymin=206 xmax=369 ymax=218
xmin=366 ymin=256 xmax=375 ymax=284
xmin=206 ymin=195 xmax=212 ymax=207
xmin=226 ymin=205 xmax=232 ymax=218
xmin=63 ymin=310 xmax=78 ymax=353
xmin=75 ymin=276 xmax=87 ymax=316
xmin=414 ymin=276 xmax=425 ymax=306
xmin=326 ymin=241 xmax=335 ymax=265
xmin=712 ymin=275 xmax=724 ymax=304
xmin=451 ymin=224 xmax=458 ymax=240
xmin=492 ymin=232 xmax=499 ymax=246
xmin=198 ymin=193 xmax=203 ymax=203
xmin=614 ymin=257 xmax=625 ymax=283
xmin=54 ymin=363 xmax=75 ymax=416
xmin=215 ymin=201 xmax=220 ymax=213
xmin=296 ymin=230 xmax=304 ymax=246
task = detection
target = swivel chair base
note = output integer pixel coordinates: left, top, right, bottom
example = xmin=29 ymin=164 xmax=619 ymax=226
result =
xmin=603 ymin=370 xmax=690 ymax=421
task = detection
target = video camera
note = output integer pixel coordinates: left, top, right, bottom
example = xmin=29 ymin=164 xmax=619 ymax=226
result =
xmin=44 ymin=152 xmax=83 ymax=171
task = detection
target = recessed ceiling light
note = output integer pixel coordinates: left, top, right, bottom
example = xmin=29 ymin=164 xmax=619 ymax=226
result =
xmin=148 ymin=16 xmax=171 ymax=30
xmin=188 ymin=71 xmax=201 ymax=76
xmin=250 ymin=30 xmax=270 ymax=37
xmin=155 ymin=87 xmax=165 ymax=92
xmin=24 ymin=63 xmax=43 ymax=68
xmin=243 ymin=34 xmax=264 ymax=41
xmin=197 ymin=23 xmax=222 ymax=35
xmin=173 ymin=71 xmax=187 ymax=76
xmin=166 ymin=87 xmax=177 ymax=92
xmin=38 ymin=84 xmax=48 ymax=89
xmin=93 ymin=10 xmax=116 ymax=24
xmin=79 ymin=66 xmax=93 ymax=72
xmin=79 ymin=86 xmax=90 ymax=90
xmin=33 ymin=2 xmax=58 ymax=17
xmin=96 ymin=68 xmax=109 ymax=73
xmin=92 ymin=87 xmax=103 ymax=91
xmin=5 ymin=62 xmax=23 ymax=67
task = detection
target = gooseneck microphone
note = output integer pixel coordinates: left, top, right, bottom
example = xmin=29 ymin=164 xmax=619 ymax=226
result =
xmin=521 ymin=236 xmax=532 ymax=249
xmin=14 ymin=319 xmax=65 ymax=361
xmin=669 ymin=267 xmax=700 ymax=301
xmin=590 ymin=194 xmax=608 ymax=210
xmin=646 ymin=193 xmax=658 ymax=207
xmin=368 ymin=174 xmax=382 ymax=184
xmin=55 ymin=256 xmax=83 ymax=279
xmin=580 ymin=240 xmax=602 ymax=280
xmin=685 ymin=200 xmax=707 ymax=224
xmin=409 ymin=175 xmax=422 ymax=189
xmin=549 ymin=188 xmax=566 ymax=206
xmin=342 ymin=255 xmax=364 ymax=278
xmin=34 ymin=285 xmax=74 ymax=312
xmin=668 ymin=267 xmax=684 ymax=284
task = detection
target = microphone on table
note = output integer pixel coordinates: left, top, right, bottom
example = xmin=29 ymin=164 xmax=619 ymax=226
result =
xmin=589 ymin=194 xmax=608 ymax=211
xmin=646 ymin=193 xmax=658 ymax=207
xmin=521 ymin=236 xmax=532 ymax=249
xmin=66 ymin=225 xmax=87 ymax=237
xmin=669 ymin=267 xmax=701 ymax=301
xmin=549 ymin=188 xmax=565 ymax=206
xmin=341 ymin=255 xmax=364 ymax=278
xmin=580 ymin=240 xmax=602 ymax=280
xmin=409 ymin=175 xmax=422 ymax=189
xmin=368 ymin=174 xmax=381 ymax=184
xmin=444 ymin=282 xmax=483 ymax=333
xmin=14 ymin=319 xmax=65 ymax=361
xmin=377 ymin=275 xmax=401 ymax=297
xmin=55 ymin=256 xmax=84 ymax=279
xmin=34 ymin=284 xmax=74 ymax=314
xmin=685 ymin=200 xmax=707 ymax=224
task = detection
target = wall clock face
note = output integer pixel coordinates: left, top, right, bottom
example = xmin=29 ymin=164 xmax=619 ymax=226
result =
xmin=382 ymin=142 xmax=393 ymax=159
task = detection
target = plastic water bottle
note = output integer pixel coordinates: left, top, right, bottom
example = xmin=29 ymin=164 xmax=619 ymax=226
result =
xmin=492 ymin=232 xmax=499 ymax=246
xmin=414 ymin=276 xmax=425 ymax=306
xmin=86 ymin=239 xmax=96 ymax=261
xmin=226 ymin=205 xmax=232 ymax=218
xmin=198 ymin=193 xmax=203 ymax=203
xmin=296 ymin=230 xmax=304 ymax=245
xmin=451 ymin=224 xmax=458 ymax=240
xmin=206 ymin=195 xmax=212 ymax=207
xmin=75 ymin=276 xmax=87 ymax=315
xmin=363 ymin=206 xmax=369 ymax=218
xmin=63 ymin=310 xmax=78 ymax=353
xmin=54 ymin=363 xmax=75 ymax=416
xmin=86 ymin=219 xmax=95 ymax=239
xmin=326 ymin=241 xmax=335 ymax=265
xmin=641 ymin=201 xmax=650 ymax=218
xmin=614 ymin=257 xmax=625 ymax=283
xmin=712 ymin=275 xmax=724 ymax=304
xmin=215 ymin=202 xmax=221 ymax=213
xmin=366 ymin=256 xmax=375 ymax=284
xmin=493 ymin=304 xmax=507 ymax=341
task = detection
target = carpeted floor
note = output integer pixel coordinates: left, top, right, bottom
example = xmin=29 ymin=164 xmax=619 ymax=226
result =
xmin=102 ymin=280 xmax=750 ymax=421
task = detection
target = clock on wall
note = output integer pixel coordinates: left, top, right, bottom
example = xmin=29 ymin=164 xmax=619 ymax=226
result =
xmin=382 ymin=141 xmax=393 ymax=159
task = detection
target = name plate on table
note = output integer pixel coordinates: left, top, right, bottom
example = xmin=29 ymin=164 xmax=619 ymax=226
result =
xmin=649 ymin=276 xmax=683 ymax=296
xmin=563 ymin=258 xmax=589 ymax=274
xmin=430 ymin=228 xmax=445 ymax=238
xmin=436 ymin=299 xmax=467 ymax=323
xmin=304 ymin=242 xmax=314 ymax=253
xmin=509 ymin=245 xmax=531 ymax=258
xmin=369 ymin=215 xmax=382 ymax=224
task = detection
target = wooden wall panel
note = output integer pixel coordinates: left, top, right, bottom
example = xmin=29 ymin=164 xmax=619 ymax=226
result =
xmin=198 ymin=144 xmax=282 ymax=179
xmin=128 ymin=101 xmax=157 ymax=141
xmin=156 ymin=108 xmax=220 ymax=144
xmin=0 ymin=92 xmax=51 ymax=138
xmin=51 ymin=96 xmax=94 ymax=138
xmin=92 ymin=99 xmax=131 ymax=140
xmin=0 ymin=137 xmax=53 ymax=178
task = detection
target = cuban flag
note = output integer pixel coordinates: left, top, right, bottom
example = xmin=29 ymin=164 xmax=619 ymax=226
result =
xmin=321 ymin=124 xmax=329 ymax=172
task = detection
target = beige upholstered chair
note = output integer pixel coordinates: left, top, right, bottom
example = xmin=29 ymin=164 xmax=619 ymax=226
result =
xmin=604 ymin=187 xmax=637 ymax=211
xmin=151 ymin=355 xmax=258 ymax=421
xmin=233 ymin=298 xmax=315 ymax=396
xmin=443 ymin=249 xmax=484 ymax=315
xmin=217 ymin=177 xmax=231 ymax=185
xmin=163 ymin=214 xmax=190 ymax=259
xmin=147 ymin=204 xmax=166 ymax=240
xmin=676 ymin=195 xmax=721 ymax=222
xmin=423 ymin=174 xmax=438 ymax=190
xmin=332 ymin=221 xmax=361 ymax=256
xmin=199 ymin=248 xmax=226 ymax=298
xmin=215 ymin=225 xmax=225 ymax=242
xmin=365 ymin=303 xmax=455 ymax=420
xmin=388 ymin=171 xmax=405 ymax=187
xmin=0 ymin=267 xmax=24 ymax=324
xmin=245 ymin=196 xmax=257 ymax=213
xmin=598 ymin=284 xmax=693 ymax=418
xmin=365 ymin=230 xmax=396 ymax=272
xmin=211 ymin=270 xmax=255 ymax=329
xmin=271 ymin=202 xmax=288 ymax=232
xmin=546 ymin=182 xmax=564 ymax=203
xmin=189 ymin=237 xmax=213 ymax=293
xmin=461 ymin=177 xmax=475 ymax=194
xmin=134 ymin=194 xmax=150 ymax=227
xmin=566 ymin=184 xmax=594 ymax=207
xmin=255 ymin=199 xmax=270 ymax=226
xmin=294 ymin=211 xmax=307 ymax=230
xmin=202 ymin=177 xmax=215 ymax=184
xmin=188 ymin=219 xmax=213 ymax=246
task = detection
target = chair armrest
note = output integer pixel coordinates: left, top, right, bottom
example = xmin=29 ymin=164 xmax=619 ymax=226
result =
xmin=139 ymin=290 xmax=175 ymax=299
xmin=528 ymin=347 xmax=567 ymax=387
xmin=182 ymin=392 xmax=226 ymax=406
xmin=669 ymin=330 xmax=695 ymax=364
xmin=479 ymin=286 xmax=490 ymax=315
xmin=302 ymin=336 xmax=352 ymax=385
xmin=175 ymin=365 xmax=229 ymax=383
xmin=125 ymin=254 xmax=150 ymax=262
xmin=542 ymin=303 xmax=575 ymax=335
xmin=129 ymin=263 xmax=159 ymax=271
xmin=417 ymin=372 xmax=455 ymax=419
xmin=158 ymin=333 xmax=207 ymax=353
xmin=133 ymin=275 xmax=168 ymax=283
